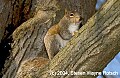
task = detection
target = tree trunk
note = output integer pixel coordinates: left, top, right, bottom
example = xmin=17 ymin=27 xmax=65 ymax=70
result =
xmin=0 ymin=0 xmax=36 ymax=76
xmin=1 ymin=0 xmax=97 ymax=78
xmin=0 ymin=0 xmax=34 ymax=42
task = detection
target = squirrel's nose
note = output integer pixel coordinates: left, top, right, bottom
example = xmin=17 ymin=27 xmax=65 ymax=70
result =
xmin=79 ymin=16 xmax=83 ymax=21
xmin=79 ymin=18 xmax=81 ymax=21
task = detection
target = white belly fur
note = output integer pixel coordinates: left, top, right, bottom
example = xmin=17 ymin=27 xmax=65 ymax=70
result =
xmin=68 ymin=23 xmax=79 ymax=34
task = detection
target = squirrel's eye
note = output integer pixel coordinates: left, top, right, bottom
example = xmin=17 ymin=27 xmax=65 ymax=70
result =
xmin=70 ymin=13 xmax=74 ymax=17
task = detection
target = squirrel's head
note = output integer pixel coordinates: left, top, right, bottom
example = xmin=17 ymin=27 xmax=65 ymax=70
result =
xmin=59 ymin=9 xmax=83 ymax=39
xmin=64 ymin=9 xmax=83 ymax=26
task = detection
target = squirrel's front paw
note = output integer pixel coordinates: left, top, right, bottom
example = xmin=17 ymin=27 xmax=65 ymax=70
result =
xmin=72 ymin=31 xmax=78 ymax=36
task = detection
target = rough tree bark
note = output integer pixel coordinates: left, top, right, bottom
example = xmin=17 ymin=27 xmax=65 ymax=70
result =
xmin=0 ymin=0 xmax=37 ymax=76
xmin=0 ymin=0 xmax=35 ymax=42
xmin=1 ymin=0 xmax=97 ymax=78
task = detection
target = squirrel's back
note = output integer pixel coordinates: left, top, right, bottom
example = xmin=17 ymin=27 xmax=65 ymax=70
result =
xmin=45 ymin=24 xmax=60 ymax=36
